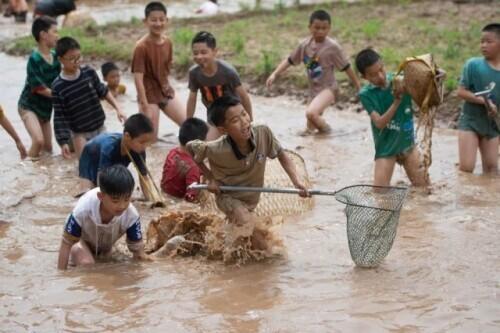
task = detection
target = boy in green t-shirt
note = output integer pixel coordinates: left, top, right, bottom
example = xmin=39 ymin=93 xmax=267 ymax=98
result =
xmin=18 ymin=16 xmax=60 ymax=159
xmin=355 ymin=48 xmax=427 ymax=187
xmin=456 ymin=23 xmax=499 ymax=174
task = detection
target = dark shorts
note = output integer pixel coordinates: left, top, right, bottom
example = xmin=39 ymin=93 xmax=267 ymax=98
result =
xmin=458 ymin=111 xmax=499 ymax=139
xmin=79 ymin=143 xmax=100 ymax=185
xmin=35 ymin=0 xmax=76 ymax=17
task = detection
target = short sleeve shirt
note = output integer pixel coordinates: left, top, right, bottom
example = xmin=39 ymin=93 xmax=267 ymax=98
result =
xmin=78 ymin=133 xmax=147 ymax=185
xmin=161 ymin=147 xmax=201 ymax=200
xmin=359 ymin=73 xmax=415 ymax=159
xmin=458 ymin=57 xmax=500 ymax=137
xmin=188 ymin=60 xmax=242 ymax=107
xmin=18 ymin=49 xmax=61 ymax=120
xmin=289 ymin=36 xmax=350 ymax=98
xmin=131 ymin=35 xmax=173 ymax=104
xmin=186 ymin=124 xmax=282 ymax=208
xmin=62 ymin=188 xmax=143 ymax=254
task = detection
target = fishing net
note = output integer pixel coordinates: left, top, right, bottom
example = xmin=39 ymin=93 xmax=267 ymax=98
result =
xmin=334 ymin=185 xmax=409 ymax=267
xmin=397 ymin=54 xmax=445 ymax=184
xmin=198 ymin=150 xmax=314 ymax=217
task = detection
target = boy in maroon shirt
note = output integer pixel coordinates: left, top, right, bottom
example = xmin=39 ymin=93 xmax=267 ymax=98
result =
xmin=161 ymin=117 xmax=208 ymax=201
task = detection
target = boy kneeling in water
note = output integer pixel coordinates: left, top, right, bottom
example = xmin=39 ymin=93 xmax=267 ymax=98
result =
xmin=58 ymin=165 xmax=151 ymax=269
xmin=186 ymin=96 xmax=309 ymax=261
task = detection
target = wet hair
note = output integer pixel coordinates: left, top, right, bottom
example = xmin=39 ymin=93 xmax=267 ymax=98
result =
xmin=123 ymin=113 xmax=154 ymax=139
xmin=482 ymin=23 xmax=500 ymax=37
xmin=101 ymin=62 xmax=119 ymax=78
xmin=309 ymin=9 xmax=331 ymax=25
xmin=32 ymin=16 xmax=57 ymax=42
xmin=209 ymin=95 xmax=241 ymax=127
xmin=55 ymin=37 xmax=80 ymax=58
xmin=191 ymin=31 xmax=217 ymax=49
xmin=98 ymin=165 xmax=135 ymax=198
xmin=209 ymin=0 xmax=218 ymax=4
xmin=145 ymin=1 xmax=167 ymax=18
xmin=355 ymin=48 xmax=381 ymax=75
xmin=179 ymin=118 xmax=208 ymax=145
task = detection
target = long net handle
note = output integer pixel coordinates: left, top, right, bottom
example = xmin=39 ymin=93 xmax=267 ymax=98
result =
xmin=188 ymin=183 xmax=336 ymax=196
xmin=125 ymin=148 xmax=165 ymax=204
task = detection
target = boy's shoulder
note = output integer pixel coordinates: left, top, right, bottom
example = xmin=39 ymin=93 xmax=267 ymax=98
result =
xmin=464 ymin=56 xmax=485 ymax=68
xmin=72 ymin=187 xmax=99 ymax=220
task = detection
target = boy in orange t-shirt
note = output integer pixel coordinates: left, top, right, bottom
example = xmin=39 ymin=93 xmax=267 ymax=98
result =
xmin=131 ymin=1 xmax=186 ymax=141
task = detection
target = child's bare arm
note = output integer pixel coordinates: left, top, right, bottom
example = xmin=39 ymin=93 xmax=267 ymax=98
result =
xmin=370 ymin=97 xmax=401 ymax=130
xmin=344 ymin=66 xmax=361 ymax=91
xmin=278 ymin=151 xmax=309 ymax=197
xmin=236 ymin=85 xmax=253 ymax=121
xmin=457 ymin=86 xmax=489 ymax=105
xmin=104 ymin=91 xmax=127 ymax=123
xmin=186 ymin=91 xmax=197 ymax=118
xmin=36 ymin=87 xmax=52 ymax=98
xmin=266 ymin=58 xmax=291 ymax=89
xmin=133 ymin=72 xmax=149 ymax=110
xmin=0 ymin=114 xmax=27 ymax=159
xmin=132 ymin=248 xmax=154 ymax=261
xmin=57 ymin=240 xmax=72 ymax=270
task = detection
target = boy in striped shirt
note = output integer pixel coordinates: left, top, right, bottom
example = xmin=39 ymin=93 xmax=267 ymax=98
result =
xmin=52 ymin=37 xmax=127 ymax=159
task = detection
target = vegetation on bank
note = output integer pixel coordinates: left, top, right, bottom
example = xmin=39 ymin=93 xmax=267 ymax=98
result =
xmin=5 ymin=1 xmax=497 ymax=99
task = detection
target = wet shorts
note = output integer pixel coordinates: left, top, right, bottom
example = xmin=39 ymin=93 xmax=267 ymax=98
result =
xmin=18 ymin=107 xmax=50 ymax=123
xmin=71 ymin=126 xmax=106 ymax=141
xmin=458 ymin=111 xmax=499 ymax=139
xmin=395 ymin=145 xmax=416 ymax=165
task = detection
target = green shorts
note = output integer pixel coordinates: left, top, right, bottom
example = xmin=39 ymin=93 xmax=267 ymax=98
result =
xmin=458 ymin=111 xmax=499 ymax=139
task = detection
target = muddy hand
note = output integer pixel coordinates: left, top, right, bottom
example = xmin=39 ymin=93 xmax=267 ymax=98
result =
xmin=116 ymin=109 xmax=128 ymax=123
xmin=266 ymin=74 xmax=276 ymax=90
xmin=486 ymin=100 xmax=497 ymax=117
xmin=61 ymin=144 xmax=72 ymax=159
xmin=16 ymin=141 xmax=27 ymax=159
xmin=294 ymin=182 xmax=311 ymax=198
xmin=207 ymin=180 xmax=221 ymax=194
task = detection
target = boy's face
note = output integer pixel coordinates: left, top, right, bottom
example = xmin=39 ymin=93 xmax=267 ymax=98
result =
xmin=40 ymin=25 xmax=58 ymax=48
xmin=309 ymin=19 xmax=331 ymax=42
xmin=480 ymin=31 xmax=500 ymax=60
xmin=192 ymin=42 xmax=217 ymax=68
xmin=144 ymin=10 xmax=167 ymax=37
xmin=98 ymin=192 xmax=131 ymax=217
xmin=362 ymin=60 xmax=387 ymax=88
xmin=217 ymin=104 xmax=252 ymax=143
xmin=125 ymin=132 xmax=155 ymax=153
xmin=59 ymin=48 xmax=81 ymax=73
xmin=104 ymin=69 xmax=121 ymax=88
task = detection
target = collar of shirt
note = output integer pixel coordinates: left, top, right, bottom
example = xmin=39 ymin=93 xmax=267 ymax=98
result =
xmin=227 ymin=129 xmax=256 ymax=160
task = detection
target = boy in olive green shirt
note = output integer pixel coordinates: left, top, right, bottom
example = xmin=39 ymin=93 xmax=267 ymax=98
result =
xmin=456 ymin=23 xmax=499 ymax=174
xmin=187 ymin=96 xmax=308 ymax=261
xmin=356 ymin=48 xmax=427 ymax=187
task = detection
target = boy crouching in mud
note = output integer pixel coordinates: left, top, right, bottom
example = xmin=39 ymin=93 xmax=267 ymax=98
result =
xmin=58 ymin=165 xmax=151 ymax=270
xmin=186 ymin=96 xmax=309 ymax=261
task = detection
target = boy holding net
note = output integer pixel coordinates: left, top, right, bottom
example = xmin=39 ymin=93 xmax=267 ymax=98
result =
xmin=355 ymin=48 xmax=428 ymax=187
xmin=186 ymin=96 xmax=308 ymax=261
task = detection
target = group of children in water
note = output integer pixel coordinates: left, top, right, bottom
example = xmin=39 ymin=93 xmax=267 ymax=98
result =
xmin=1 ymin=1 xmax=498 ymax=268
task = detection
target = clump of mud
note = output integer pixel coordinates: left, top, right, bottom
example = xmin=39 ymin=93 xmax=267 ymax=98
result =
xmin=145 ymin=211 xmax=284 ymax=264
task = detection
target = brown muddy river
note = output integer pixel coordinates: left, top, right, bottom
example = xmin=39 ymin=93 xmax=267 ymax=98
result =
xmin=0 ymin=9 xmax=499 ymax=333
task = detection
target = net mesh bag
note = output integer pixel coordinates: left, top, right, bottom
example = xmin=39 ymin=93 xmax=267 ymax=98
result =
xmin=198 ymin=150 xmax=314 ymax=217
xmin=397 ymin=54 xmax=445 ymax=184
xmin=334 ymin=185 xmax=409 ymax=267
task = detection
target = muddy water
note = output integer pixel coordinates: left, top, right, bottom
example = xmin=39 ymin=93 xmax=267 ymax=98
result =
xmin=1 ymin=20 xmax=500 ymax=333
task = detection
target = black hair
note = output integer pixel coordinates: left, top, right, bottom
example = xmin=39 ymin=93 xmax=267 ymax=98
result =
xmin=123 ymin=113 xmax=154 ymax=138
xmin=32 ymin=16 xmax=57 ymax=42
xmin=98 ymin=165 xmax=135 ymax=198
xmin=179 ymin=118 xmax=208 ymax=145
xmin=482 ymin=23 xmax=500 ymax=37
xmin=209 ymin=95 xmax=241 ymax=127
xmin=191 ymin=31 xmax=217 ymax=49
xmin=55 ymin=37 xmax=80 ymax=58
xmin=309 ymin=9 xmax=331 ymax=25
xmin=101 ymin=62 xmax=119 ymax=78
xmin=355 ymin=48 xmax=381 ymax=75
xmin=145 ymin=1 xmax=167 ymax=18
xmin=210 ymin=0 xmax=218 ymax=3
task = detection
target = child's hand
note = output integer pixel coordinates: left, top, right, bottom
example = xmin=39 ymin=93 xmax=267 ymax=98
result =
xmin=164 ymin=85 xmax=175 ymax=99
xmin=207 ymin=179 xmax=221 ymax=194
xmin=61 ymin=144 xmax=72 ymax=159
xmin=116 ymin=109 xmax=128 ymax=123
xmin=294 ymin=181 xmax=310 ymax=198
xmin=266 ymin=74 xmax=276 ymax=89
xmin=16 ymin=141 xmax=27 ymax=159
xmin=486 ymin=100 xmax=497 ymax=117
xmin=134 ymin=251 xmax=155 ymax=262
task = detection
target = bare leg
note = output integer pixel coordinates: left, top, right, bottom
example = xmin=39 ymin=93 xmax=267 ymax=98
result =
xmin=72 ymin=134 xmax=88 ymax=160
xmin=374 ymin=157 xmax=396 ymax=187
xmin=70 ymin=240 xmax=95 ymax=266
xmin=458 ymin=130 xmax=479 ymax=173
xmin=305 ymin=88 xmax=335 ymax=132
xmin=20 ymin=110 xmax=45 ymax=158
xmin=161 ymin=93 xmax=186 ymax=126
xmin=402 ymin=147 xmax=429 ymax=186
xmin=41 ymin=120 xmax=53 ymax=154
xmin=479 ymin=136 xmax=499 ymax=174
xmin=144 ymin=104 xmax=161 ymax=141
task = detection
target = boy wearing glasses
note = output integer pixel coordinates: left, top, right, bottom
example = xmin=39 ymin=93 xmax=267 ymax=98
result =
xmin=52 ymin=37 xmax=127 ymax=159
